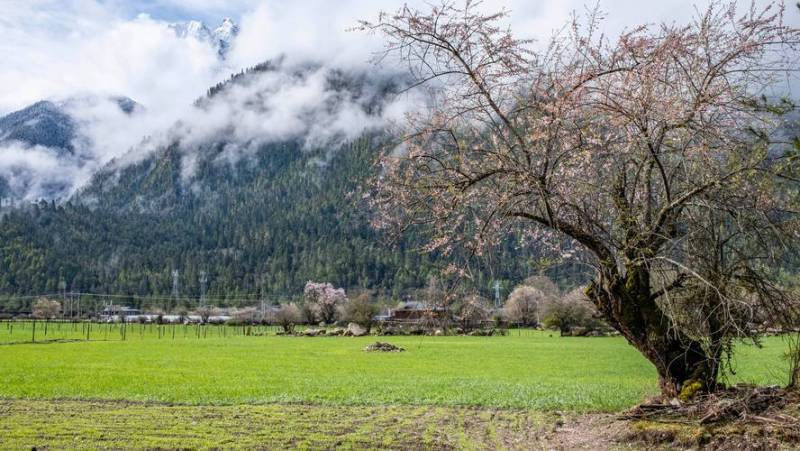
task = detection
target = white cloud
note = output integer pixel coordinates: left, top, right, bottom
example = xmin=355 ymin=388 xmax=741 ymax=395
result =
xmin=132 ymin=62 xmax=422 ymax=180
xmin=3 ymin=0 xmax=798 ymax=114
xmin=0 ymin=0 xmax=797 ymax=200
xmin=0 ymin=141 xmax=94 ymax=201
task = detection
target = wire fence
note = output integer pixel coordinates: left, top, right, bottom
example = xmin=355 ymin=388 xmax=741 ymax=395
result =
xmin=0 ymin=319 xmax=544 ymax=345
xmin=0 ymin=319 xmax=287 ymax=345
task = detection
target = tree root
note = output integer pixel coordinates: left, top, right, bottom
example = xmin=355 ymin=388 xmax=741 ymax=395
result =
xmin=622 ymin=385 xmax=797 ymax=426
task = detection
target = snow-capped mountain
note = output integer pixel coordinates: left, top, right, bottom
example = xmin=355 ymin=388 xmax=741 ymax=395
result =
xmin=0 ymin=101 xmax=78 ymax=154
xmin=0 ymin=97 xmax=140 ymax=153
xmin=0 ymin=96 xmax=141 ymax=201
xmin=169 ymin=18 xmax=239 ymax=58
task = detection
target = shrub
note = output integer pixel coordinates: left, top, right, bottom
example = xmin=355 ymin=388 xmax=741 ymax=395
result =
xmin=271 ymin=303 xmax=302 ymax=334
xmin=32 ymin=298 xmax=61 ymax=319
xmin=298 ymin=302 xmax=316 ymax=324
xmin=542 ymin=288 xmax=603 ymax=336
xmin=456 ymin=294 xmax=492 ymax=333
xmin=340 ymin=293 xmax=378 ymax=332
xmin=231 ymin=307 xmax=259 ymax=325
xmin=193 ymin=307 xmax=214 ymax=323
xmin=504 ymin=285 xmax=547 ymax=327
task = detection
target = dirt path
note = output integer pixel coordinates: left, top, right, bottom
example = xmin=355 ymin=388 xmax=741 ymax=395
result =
xmin=536 ymin=414 xmax=636 ymax=450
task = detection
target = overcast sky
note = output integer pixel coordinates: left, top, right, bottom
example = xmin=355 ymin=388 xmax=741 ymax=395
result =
xmin=2 ymin=0 xmax=798 ymax=115
xmin=0 ymin=0 xmax=797 ymax=201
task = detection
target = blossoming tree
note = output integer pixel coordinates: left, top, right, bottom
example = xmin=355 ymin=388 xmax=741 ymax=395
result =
xmin=362 ymin=1 xmax=800 ymax=397
xmin=304 ymin=281 xmax=347 ymax=324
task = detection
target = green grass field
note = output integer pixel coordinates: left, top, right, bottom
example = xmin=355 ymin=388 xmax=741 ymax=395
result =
xmin=0 ymin=325 xmax=792 ymax=449
xmin=0 ymin=326 xmax=790 ymax=411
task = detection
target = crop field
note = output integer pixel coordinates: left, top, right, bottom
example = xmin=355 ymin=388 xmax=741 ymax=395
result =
xmin=0 ymin=327 xmax=791 ymax=449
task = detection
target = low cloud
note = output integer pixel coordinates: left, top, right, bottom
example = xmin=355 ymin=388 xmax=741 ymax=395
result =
xmin=0 ymin=142 xmax=94 ymax=201
xmin=1 ymin=0 xmax=796 ymax=200
xmin=117 ymin=61 xmax=420 ymax=181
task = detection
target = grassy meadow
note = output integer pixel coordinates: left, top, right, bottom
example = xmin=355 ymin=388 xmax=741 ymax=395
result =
xmin=0 ymin=326 xmax=790 ymax=411
xmin=0 ymin=324 xmax=793 ymax=449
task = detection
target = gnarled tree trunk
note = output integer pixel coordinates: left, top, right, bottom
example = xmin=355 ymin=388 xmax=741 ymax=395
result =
xmin=587 ymin=265 xmax=719 ymax=399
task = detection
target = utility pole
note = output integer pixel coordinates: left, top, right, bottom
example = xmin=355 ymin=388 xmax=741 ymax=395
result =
xmin=171 ymin=269 xmax=180 ymax=308
xmin=199 ymin=271 xmax=208 ymax=308
xmin=58 ymin=277 xmax=66 ymax=318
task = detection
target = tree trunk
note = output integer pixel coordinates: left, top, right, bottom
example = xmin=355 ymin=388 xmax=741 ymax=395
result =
xmin=587 ymin=265 xmax=719 ymax=399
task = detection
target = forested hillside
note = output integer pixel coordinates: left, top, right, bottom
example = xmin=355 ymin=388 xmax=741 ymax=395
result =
xmin=0 ymin=62 xmax=587 ymax=311
xmin=0 ymin=134 xmax=571 ymax=310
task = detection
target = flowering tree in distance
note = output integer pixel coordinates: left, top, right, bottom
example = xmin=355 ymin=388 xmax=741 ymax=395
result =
xmin=32 ymin=298 xmax=61 ymax=319
xmin=362 ymin=1 xmax=800 ymax=397
xmin=304 ymin=281 xmax=347 ymax=324
xmin=504 ymin=285 xmax=547 ymax=327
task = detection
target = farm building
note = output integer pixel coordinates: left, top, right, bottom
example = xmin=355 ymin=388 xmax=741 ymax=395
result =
xmin=100 ymin=305 xmax=141 ymax=322
xmin=388 ymin=301 xmax=449 ymax=322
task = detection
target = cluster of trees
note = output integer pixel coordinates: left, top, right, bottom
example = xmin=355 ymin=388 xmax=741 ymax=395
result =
xmin=503 ymin=277 xmax=606 ymax=335
xmin=271 ymin=281 xmax=379 ymax=333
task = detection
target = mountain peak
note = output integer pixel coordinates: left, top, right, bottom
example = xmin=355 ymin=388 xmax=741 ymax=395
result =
xmin=214 ymin=18 xmax=239 ymax=42
xmin=169 ymin=18 xmax=239 ymax=58
xmin=169 ymin=20 xmax=211 ymax=40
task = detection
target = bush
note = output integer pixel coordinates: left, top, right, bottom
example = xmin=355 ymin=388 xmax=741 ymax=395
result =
xmin=456 ymin=294 xmax=492 ymax=333
xmin=271 ymin=303 xmax=302 ymax=334
xmin=340 ymin=293 xmax=378 ymax=332
xmin=542 ymin=288 xmax=604 ymax=336
xmin=32 ymin=298 xmax=61 ymax=319
xmin=192 ymin=307 xmax=214 ymax=323
xmin=231 ymin=307 xmax=259 ymax=325
xmin=504 ymin=285 xmax=547 ymax=327
xmin=298 ymin=302 xmax=315 ymax=324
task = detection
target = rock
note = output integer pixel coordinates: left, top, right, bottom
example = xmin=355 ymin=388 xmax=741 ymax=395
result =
xmin=329 ymin=327 xmax=345 ymax=336
xmin=569 ymin=326 xmax=588 ymax=337
xmin=467 ymin=329 xmax=493 ymax=336
xmin=363 ymin=342 xmax=405 ymax=352
xmin=433 ymin=329 xmax=444 ymax=336
xmin=303 ymin=328 xmax=326 ymax=337
xmin=346 ymin=322 xmax=368 ymax=337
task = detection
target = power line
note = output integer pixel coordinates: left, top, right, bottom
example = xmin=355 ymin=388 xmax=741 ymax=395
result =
xmin=0 ymin=292 xmax=291 ymax=304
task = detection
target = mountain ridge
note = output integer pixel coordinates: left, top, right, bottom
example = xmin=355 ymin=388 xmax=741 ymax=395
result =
xmin=0 ymin=60 xmax=581 ymax=308
xmin=169 ymin=18 xmax=239 ymax=58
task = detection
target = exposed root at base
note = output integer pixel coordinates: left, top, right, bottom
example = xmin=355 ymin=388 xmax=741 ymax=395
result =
xmin=621 ymin=386 xmax=800 ymax=450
